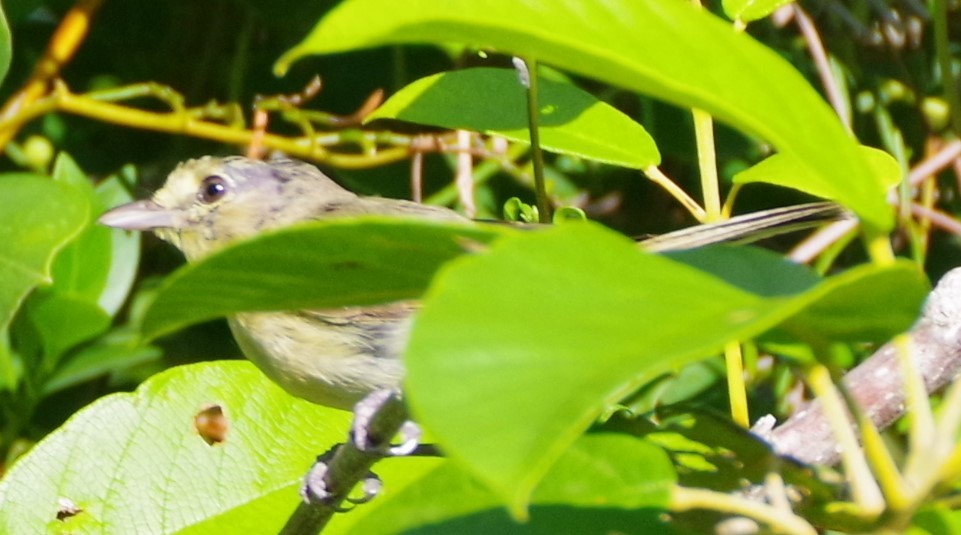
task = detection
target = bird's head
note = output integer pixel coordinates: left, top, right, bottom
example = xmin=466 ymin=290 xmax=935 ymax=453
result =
xmin=99 ymin=156 xmax=357 ymax=261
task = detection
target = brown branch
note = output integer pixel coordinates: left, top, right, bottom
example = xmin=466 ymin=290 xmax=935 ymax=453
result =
xmin=758 ymin=267 xmax=961 ymax=465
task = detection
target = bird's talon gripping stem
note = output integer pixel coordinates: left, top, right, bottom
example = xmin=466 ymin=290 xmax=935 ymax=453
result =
xmin=347 ymin=472 xmax=383 ymax=505
xmin=300 ymin=448 xmax=355 ymax=511
xmin=351 ymin=389 xmax=421 ymax=456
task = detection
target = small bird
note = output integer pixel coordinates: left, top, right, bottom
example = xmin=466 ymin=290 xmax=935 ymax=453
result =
xmin=100 ymin=156 xmax=845 ymax=410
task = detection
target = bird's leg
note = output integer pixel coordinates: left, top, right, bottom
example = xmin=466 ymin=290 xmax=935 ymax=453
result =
xmin=299 ymin=389 xmax=419 ymax=510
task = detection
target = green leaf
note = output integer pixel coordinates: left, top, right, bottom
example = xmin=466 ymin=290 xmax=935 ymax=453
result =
xmin=733 ymin=145 xmax=902 ymax=198
xmin=368 ymin=67 xmax=660 ymax=169
xmin=0 ymin=361 xmax=356 ymax=534
xmin=25 ymin=290 xmax=110 ymax=367
xmin=276 ymin=0 xmax=892 ymax=230
xmin=343 ymin=434 xmax=676 ymax=534
xmin=910 ymin=504 xmax=961 ymax=535
xmin=0 ymin=3 xmax=10 ymax=86
xmin=94 ymin=169 xmax=141 ymax=316
xmin=666 ymin=246 xmax=927 ymax=344
xmin=141 ymin=218 xmax=507 ymax=341
xmin=722 ymin=0 xmax=794 ymax=23
xmin=402 ymin=223 xmax=924 ymax=515
xmin=48 ymin=155 xmax=140 ymax=317
xmin=41 ymin=330 xmax=162 ymax=395
xmin=404 ymin=223 xmax=788 ymax=516
xmin=0 ymin=174 xmax=89 ymax=332
xmin=773 ymin=261 xmax=929 ymax=344
xmin=664 ymin=245 xmax=821 ymax=297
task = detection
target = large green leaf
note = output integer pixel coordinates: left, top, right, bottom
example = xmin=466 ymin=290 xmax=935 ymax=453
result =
xmin=276 ymin=0 xmax=892 ymax=230
xmin=0 ymin=361 xmax=357 ymax=534
xmin=773 ymin=262 xmax=928 ymax=344
xmin=0 ymin=358 xmax=676 ymax=533
xmin=402 ymin=223 xmax=924 ymax=515
xmin=733 ymin=145 xmax=903 ymax=199
xmin=342 ymin=434 xmax=677 ymax=534
xmin=664 ymin=244 xmax=821 ymax=297
xmin=141 ymin=218 xmax=507 ymax=341
xmin=666 ymin=245 xmax=929 ymax=343
xmin=368 ymin=67 xmax=660 ymax=169
xmin=0 ymin=175 xmax=88 ymax=332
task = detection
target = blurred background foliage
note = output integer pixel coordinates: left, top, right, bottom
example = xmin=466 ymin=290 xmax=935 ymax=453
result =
xmin=0 ymin=0 xmax=958 ymax=473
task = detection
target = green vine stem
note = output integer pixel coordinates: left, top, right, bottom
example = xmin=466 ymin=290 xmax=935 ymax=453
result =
xmin=671 ymin=485 xmax=817 ymax=535
xmin=514 ymin=57 xmax=551 ymax=223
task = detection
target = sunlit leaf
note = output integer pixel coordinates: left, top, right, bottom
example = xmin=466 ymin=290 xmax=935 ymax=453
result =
xmin=0 ymin=362 xmax=352 ymax=533
xmin=403 ymin=223 xmax=924 ymax=514
xmin=734 ymin=145 xmax=902 ymax=199
xmin=277 ymin=0 xmax=891 ymax=229
xmin=0 ymin=175 xmax=88 ymax=332
xmin=369 ymin=67 xmax=659 ymax=169
xmin=141 ymin=218 xmax=507 ymax=341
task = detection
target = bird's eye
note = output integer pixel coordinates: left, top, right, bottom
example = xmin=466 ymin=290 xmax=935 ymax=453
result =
xmin=198 ymin=175 xmax=229 ymax=203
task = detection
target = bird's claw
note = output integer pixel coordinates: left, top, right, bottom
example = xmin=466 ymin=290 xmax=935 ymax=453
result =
xmin=301 ymin=449 xmax=350 ymax=510
xmin=347 ymin=472 xmax=382 ymax=505
xmin=351 ymin=389 xmax=421 ymax=456
xmin=300 ymin=451 xmax=382 ymax=511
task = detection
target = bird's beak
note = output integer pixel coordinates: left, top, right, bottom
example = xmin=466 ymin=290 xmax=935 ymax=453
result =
xmin=98 ymin=199 xmax=179 ymax=231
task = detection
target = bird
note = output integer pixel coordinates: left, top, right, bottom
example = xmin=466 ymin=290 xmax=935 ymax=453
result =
xmin=99 ymin=156 xmax=846 ymax=410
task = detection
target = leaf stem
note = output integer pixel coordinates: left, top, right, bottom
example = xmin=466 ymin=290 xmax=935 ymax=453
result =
xmin=671 ymin=485 xmax=817 ymax=535
xmin=804 ymin=364 xmax=884 ymax=516
xmin=688 ymin=0 xmax=721 ymax=222
xmin=691 ymin=109 xmax=721 ymax=222
xmin=724 ymin=342 xmax=749 ymax=428
xmin=514 ymin=57 xmax=551 ymax=223
xmin=643 ymin=166 xmax=706 ymax=222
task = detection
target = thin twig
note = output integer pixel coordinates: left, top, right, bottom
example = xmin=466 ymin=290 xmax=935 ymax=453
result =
xmin=794 ymin=4 xmax=852 ymax=131
xmin=0 ymin=0 xmax=104 ymax=150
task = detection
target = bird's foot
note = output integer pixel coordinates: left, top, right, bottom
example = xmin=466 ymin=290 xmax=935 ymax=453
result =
xmin=300 ymin=448 xmax=383 ymax=510
xmin=299 ymin=389 xmax=418 ymax=510
xmin=350 ymin=389 xmax=421 ymax=456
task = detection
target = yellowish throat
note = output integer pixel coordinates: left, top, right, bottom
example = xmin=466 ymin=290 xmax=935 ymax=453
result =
xmin=100 ymin=156 xmax=844 ymax=409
